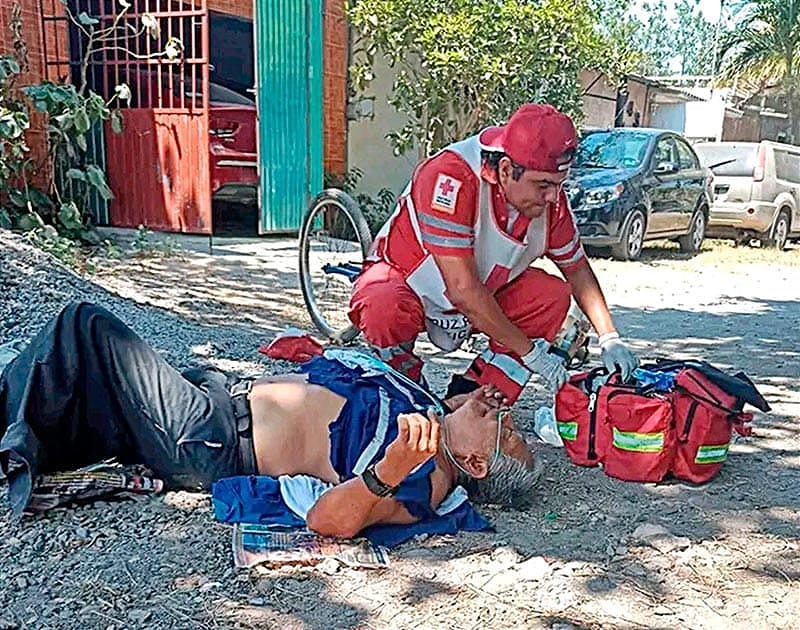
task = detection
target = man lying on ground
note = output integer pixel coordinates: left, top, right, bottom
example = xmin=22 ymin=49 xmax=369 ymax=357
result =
xmin=0 ymin=302 xmax=541 ymax=538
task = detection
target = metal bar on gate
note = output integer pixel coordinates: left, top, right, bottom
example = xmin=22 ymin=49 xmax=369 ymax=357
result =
xmin=157 ymin=0 xmax=163 ymax=109
xmin=201 ymin=0 xmax=208 ymax=111
xmin=141 ymin=0 xmax=149 ymax=108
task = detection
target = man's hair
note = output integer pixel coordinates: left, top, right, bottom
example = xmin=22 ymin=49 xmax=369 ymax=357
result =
xmin=481 ymin=150 xmax=526 ymax=182
xmin=458 ymin=453 xmax=543 ymax=509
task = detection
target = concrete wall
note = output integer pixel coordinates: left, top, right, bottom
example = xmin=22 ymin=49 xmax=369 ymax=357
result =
xmin=684 ymin=93 xmax=726 ymax=142
xmin=650 ymin=102 xmax=687 ymax=132
xmin=347 ymin=53 xmax=416 ymax=196
xmin=626 ymin=81 xmax=650 ymax=127
xmin=580 ymin=70 xmax=616 ymax=128
xmin=722 ymin=113 xmax=759 ymax=141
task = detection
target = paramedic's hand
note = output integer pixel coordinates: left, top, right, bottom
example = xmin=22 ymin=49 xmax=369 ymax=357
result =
xmin=377 ymin=411 xmax=440 ymax=486
xmin=521 ymin=338 xmax=569 ymax=392
xmin=599 ymin=332 xmax=639 ymax=382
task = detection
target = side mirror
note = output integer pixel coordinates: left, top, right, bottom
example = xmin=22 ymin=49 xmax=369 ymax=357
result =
xmin=654 ymin=161 xmax=678 ymax=175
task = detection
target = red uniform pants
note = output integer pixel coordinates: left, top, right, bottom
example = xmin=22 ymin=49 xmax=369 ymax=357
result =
xmin=348 ymin=261 xmax=571 ymax=403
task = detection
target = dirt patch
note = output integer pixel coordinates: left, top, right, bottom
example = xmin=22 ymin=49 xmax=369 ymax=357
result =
xmin=1 ymin=233 xmax=798 ymax=630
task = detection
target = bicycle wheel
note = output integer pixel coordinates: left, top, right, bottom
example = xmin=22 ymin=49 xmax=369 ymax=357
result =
xmin=299 ymin=189 xmax=372 ymax=343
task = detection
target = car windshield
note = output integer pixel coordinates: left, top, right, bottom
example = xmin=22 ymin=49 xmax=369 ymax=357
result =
xmin=574 ymin=131 xmax=651 ymax=169
xmin=693 ymin=144 xmax=757 ymax=177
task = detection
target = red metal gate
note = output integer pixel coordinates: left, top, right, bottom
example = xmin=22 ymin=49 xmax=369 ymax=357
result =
xmin=45 ymin=0 xmax=212 ymax=233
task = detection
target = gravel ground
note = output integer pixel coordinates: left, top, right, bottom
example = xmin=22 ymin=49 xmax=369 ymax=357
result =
xmin=0 ymin=228 xmax=799 ymax=630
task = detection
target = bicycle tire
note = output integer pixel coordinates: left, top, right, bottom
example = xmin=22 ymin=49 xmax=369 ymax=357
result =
xmin=298 ymin=188 xmax=372 ymax=343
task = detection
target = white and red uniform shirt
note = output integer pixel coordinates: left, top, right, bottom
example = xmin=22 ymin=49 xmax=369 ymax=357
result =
xmin=368 ymin=133 xmax=585 ymax=349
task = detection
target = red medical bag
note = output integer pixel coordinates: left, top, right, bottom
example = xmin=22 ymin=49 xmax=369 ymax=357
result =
xmin=555 ymin=365 xmax=754 ymax=484
xmin=669 ymin=368 xmax=752 ymax=483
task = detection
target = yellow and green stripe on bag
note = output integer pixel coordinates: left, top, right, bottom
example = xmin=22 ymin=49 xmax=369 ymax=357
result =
xmin=694 ymin=443 xmax=730 ymax=465
xmin=611 ymin=427 xmax=664 ymax=453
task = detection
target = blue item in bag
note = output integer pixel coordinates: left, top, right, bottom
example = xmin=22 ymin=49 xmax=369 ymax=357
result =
xmin=632 ymin=367 xmax=677 ymax=391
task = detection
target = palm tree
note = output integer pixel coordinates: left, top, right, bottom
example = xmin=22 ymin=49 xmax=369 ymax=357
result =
xmin=719 ymin=0 xmax=800 ymax=142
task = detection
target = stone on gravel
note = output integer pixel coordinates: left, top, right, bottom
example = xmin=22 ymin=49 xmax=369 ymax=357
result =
xmin=127 ymin=609 xmax=151 ymax=623
xmin=631 ymin=523 xmax=691 ymax=553
xmin=489 ymin=545 xmax=523 ymax=566
xmin=516 ymin=556 xmax=552 ymax=581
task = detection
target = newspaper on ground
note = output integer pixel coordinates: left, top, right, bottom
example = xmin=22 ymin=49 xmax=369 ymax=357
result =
xmin=232 ymin=523 xmax=390 ymax=569
xmin=25 ymin=460 xmax=164 ymax=514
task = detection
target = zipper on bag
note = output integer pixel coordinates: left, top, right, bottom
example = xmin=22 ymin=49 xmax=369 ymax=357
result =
xmin=587 ymin=391 xmax=598 ymax=460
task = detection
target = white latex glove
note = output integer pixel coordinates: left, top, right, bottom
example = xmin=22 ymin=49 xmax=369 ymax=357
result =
xmin=521 ymin=338 xmax=568 ymax=392
xmin=598 ymin=332 xmax=639 ymax=382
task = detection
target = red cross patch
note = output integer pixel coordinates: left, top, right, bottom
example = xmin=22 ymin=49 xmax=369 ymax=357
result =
xmin=431 ymin=174 xmax=462 ymax=214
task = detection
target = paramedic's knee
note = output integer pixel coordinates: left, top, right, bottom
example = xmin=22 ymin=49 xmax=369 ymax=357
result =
xmin=495 ymin=269 xmax=571 ymax=341
xmin=348 ymin=262 xmax=425 ymax=346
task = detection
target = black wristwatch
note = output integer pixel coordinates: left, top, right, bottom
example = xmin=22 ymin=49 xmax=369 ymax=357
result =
xmin=361 ymin=463 xmax=399 ymax=497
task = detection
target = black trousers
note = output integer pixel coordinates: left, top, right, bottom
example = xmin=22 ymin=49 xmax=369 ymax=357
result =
xmin=0 ymin=302 xmax=256 ymax=514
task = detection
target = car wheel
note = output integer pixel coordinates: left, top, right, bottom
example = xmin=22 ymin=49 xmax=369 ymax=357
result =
xmin=766 ymin=209 xmax=790 ymax=250
xmin=678 ymin=208 xmax=706 ymax=253
xmin=611 ymin=209 xmax=645 ymax=261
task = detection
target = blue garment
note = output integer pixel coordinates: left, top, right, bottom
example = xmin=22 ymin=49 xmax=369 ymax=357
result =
xmin=212 ymin=349 xmax=490 ymax=547
xmin=213 ymin=476 xmax=304 ymax=528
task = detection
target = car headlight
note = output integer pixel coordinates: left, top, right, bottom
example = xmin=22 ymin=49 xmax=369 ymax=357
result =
xmin=584 ymin=183 xmax=625 ymax=206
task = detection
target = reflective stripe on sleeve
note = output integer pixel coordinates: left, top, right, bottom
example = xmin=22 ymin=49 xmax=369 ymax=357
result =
xmin=478 ymin=348 xmax=531 ymax=387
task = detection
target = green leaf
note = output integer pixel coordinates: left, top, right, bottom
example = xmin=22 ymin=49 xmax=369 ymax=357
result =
xmin=0 ymin=113 xmax=26 ymax=140
xmin=8 ymin=190 xmax=27 ymax=208
xmin=74 ymin=108 xmax=91 ymax=134
xmin=110 ymin=109 xmax=124 ymax=134
xmin=2 ymin=57 xmax=20 ymax=75
xmin=75 ymin=134 xmax=87 ymax=152
xmin=27 ymin=188 xmax=52 ymax=210
xmin=85 ymin=164 xmax=114 ymax=200
xmin=15 ymin=211 xmax=45 ymax=231
xmin=77 ymin=11 xmax=99 ymax=26
xmin=0 ymin=207 xmax=12 ymax=229
xmin=58 ymin=202 xmax=84 ymax=231
xmin=85 ymin=92 xmax=108 ymax=120
xmin=66 ymin=168 xmax=87 ymax=181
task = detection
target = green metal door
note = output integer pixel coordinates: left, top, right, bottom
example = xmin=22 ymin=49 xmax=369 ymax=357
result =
xmin=255 ymin=0 xmax=324 ymax=233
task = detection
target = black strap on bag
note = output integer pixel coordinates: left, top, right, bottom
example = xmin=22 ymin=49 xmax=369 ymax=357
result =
xmin=646 ymin=358 xmax=770 ymax=412
xmin=578 ymin=367 xmax=660 ymax=399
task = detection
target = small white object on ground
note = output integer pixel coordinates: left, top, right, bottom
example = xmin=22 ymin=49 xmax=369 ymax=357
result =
xmin=533 ymin=405 xmax=564 ymax=447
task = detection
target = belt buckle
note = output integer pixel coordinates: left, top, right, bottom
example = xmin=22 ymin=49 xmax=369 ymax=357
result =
xmin=231 ymin=378 xmax=253 ymax=398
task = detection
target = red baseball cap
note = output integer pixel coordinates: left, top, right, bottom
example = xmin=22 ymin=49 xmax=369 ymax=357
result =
xmin=478 ymin=103 xmax=577 ymax=173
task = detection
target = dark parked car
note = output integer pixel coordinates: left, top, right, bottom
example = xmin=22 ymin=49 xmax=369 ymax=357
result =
xmin=565 ymin=128 xmax=713 ymax=260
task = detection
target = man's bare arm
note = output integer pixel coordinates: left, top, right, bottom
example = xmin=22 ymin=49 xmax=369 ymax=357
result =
xmin=434 ymin=253 xmax=531 ymax=356
xmin=561 ymin=258 xmax=616 ymax=336
xmin=305 ymin=412 xmax=450 ymax=538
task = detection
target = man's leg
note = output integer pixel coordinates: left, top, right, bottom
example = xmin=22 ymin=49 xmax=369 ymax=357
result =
xmin=464 ymin=268 xmax=571 ymax=403
xmin=0 ymin=302 xmax=239 ymax=512
xmin=348 ymin=262 xmax=427 ymax=381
